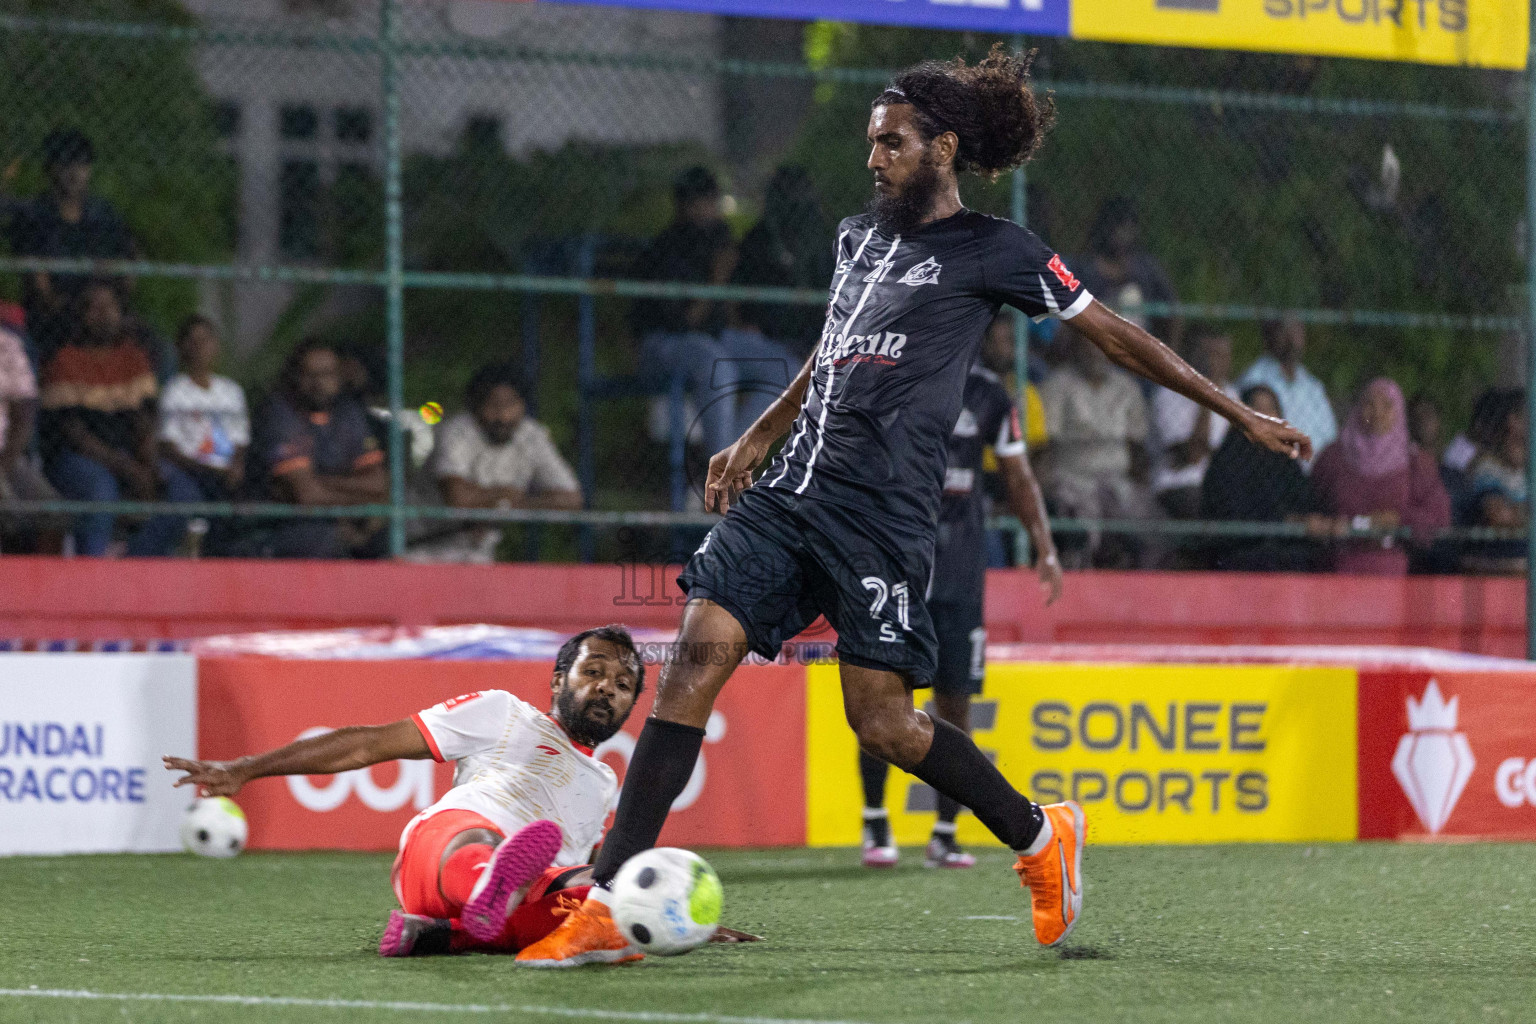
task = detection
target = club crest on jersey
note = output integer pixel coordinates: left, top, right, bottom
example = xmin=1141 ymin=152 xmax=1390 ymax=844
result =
xmin=900 ymin=257 xmax=942 ymax=287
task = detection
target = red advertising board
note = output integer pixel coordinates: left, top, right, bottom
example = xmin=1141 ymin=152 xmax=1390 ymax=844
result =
xmin=197 ymin=658 xmax=806 ymax=851
xmin=1358 ymin=670 xmax=1536 ymax=840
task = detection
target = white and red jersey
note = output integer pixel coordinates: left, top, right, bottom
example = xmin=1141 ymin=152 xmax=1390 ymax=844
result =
xmin=405 ymin=690 xmax=617 ymax=866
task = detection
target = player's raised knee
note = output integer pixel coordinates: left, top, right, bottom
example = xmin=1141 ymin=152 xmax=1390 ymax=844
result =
xmin=849 ymin=706 xmax=928 ymax=769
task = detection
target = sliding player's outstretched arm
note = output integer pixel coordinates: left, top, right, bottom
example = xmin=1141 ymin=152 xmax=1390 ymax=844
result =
xmin=705 ymin=350 xmax=817 ymax=514
xmin=1070 ymin=299 xmax=1314 ymax=462
xmin=163 ymin=720 xmax=431 ymax=797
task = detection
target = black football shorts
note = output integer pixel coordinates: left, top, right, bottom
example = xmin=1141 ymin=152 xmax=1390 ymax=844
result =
xmin=928 ymin=600 xmax=986 ymax=696
xmin=677 ymin=486 xmax=939 ymax=686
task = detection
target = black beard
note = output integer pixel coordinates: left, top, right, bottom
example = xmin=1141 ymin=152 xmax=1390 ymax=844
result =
xmin=554 ymin=686 xmax=624 ymax=747
xmin=867 ymin=160 xmax=941 ymax=235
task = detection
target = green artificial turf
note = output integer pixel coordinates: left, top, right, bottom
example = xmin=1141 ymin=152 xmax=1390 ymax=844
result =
xmin=1 ymin=843 xmax=1533 ymax=1024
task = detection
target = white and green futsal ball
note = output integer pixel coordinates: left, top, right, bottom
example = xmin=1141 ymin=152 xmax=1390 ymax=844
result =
xmin=181 ymin=796 xmax=248 ymax=859
xmin=610 ymin=848 xmax=722 ymax=955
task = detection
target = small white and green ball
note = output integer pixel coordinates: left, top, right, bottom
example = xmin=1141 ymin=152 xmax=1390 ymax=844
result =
xmin=610 ymin=848 xmax=722 ymax=955
xmin=181 ymin=797 xmax=248 ymax=859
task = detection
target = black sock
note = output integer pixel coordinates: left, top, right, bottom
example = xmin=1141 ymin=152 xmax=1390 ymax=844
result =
xmin=909 ymin=718 xmax=1042 ymax=851
xmin=935 ymin=792 xmax=962 ymax=827
xmin=591 ymin=718 xmax=706 ymax=887
xmin=862 ymin=808 xmax=892 ymax=848
xmin=858 ymin=749 xmax=889 ymax=810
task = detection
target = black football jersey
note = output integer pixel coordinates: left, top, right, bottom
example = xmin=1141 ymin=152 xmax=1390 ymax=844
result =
xmin=760 ymin=209 xmax=1089 ymax=537
xmin=928 ymin=366 xmax=1024 ymax=604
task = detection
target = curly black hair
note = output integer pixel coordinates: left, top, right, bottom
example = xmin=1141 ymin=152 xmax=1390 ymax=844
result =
xmin=873 ymin=44 xmax=1054 ymax=180
xmin=464 ymin=361 xmax=527 ymax=412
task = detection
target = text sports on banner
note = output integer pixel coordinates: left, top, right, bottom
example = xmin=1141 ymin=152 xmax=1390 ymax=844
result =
xmin=807 ymin=662 xmax=1358 ymax=846
xmin=1072 ymin=0 xmax=1527 ymax=70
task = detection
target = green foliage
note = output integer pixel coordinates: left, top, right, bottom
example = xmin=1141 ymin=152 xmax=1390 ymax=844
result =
xmin=402 ymin=135 xmax=720 ymax=274
xmin=0 ymin=0 xmax=236 ymax=334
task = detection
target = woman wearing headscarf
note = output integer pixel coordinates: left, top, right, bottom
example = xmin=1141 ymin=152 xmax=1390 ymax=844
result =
xmin=1200 ymin=384 xmax=1325 ymax=571
xmin=1310 ymin=377 xmax=1451 ymax=575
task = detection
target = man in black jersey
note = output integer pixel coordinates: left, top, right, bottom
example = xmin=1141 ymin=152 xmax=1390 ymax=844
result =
xmin=519 ymin=47 xmax=1311 ymax=967
xmin=859 ymin=312 xmax=1062 ymax=871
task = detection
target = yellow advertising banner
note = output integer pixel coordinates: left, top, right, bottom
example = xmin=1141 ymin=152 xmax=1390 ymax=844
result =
xmin=806 ymin=661 xmax=1358 ymax=846
xmin=1072 ymin=0 xmax=1528 ymax=70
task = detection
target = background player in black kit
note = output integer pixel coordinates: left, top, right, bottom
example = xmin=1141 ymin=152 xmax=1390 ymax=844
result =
xmin=519 ymin=46 xmax=1311 ymax=967
xmin=859 ymin=312 xmax=1063 ymax=871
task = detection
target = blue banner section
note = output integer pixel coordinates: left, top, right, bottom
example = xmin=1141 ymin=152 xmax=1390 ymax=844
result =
xmin=539 ymin=0 xmax=1070 ymax=37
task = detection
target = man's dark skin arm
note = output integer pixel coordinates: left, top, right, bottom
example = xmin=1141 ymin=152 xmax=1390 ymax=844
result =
xmin=164 ymin=720 xmax=430 ymax=798
xmin=1165 ymin=405 xmax=1215 ymax=470
xmin=0 ymin=397 xmax=35 ymax=471
xmin=1070 ymin=300 xmax=1312 ymax=462
xmin=130 ymin=405 xmax=158 ymax=473
xmin=275 ymin=463 xmax=389 ymax=506
xmin=1481 ymin=493 xmax=1525 ymax=530
xmin=995 ymin=451 xmax=1063 ymax=605
xmin=160 ymin=442 xmax=247 ymax=492
xmin=440 ymin=475 xmax=583 ymax=512
xmin=704 ymin=351 xmax=816 ymax=514
xmin=157 ymin=441 xmax=207 ymax=479
xmin=57 ymin=410 xmax=157 ymax=499
xmin=705 ymin=302 xmax=1311 ymax=514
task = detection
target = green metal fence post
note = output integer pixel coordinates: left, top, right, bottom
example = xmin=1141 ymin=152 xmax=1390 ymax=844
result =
xmin=1011 ymin=34 xmax=1031 ymax=564
xmin=381 ymin=0 xmax=406 ymax=557
xmin=1527 ymin=1 xmax=1536 ymax=657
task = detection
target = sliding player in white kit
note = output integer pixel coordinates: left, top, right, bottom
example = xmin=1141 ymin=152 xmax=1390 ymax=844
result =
xmin=165 ymin=625 xmax=651 ymax=959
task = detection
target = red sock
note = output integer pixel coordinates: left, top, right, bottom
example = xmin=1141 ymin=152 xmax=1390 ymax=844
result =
xmin=446 ymin=884 xmax=592 ymax=954
xmin=504 ymin=884 xmax=593 ymax=951
xmin=439 ymin=843 xmax=495 ymax=911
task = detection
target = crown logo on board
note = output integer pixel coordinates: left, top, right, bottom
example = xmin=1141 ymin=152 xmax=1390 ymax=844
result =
xmin=1405 ymin=679 xmax=1459 ymax=731
xmin=1391 ymin=679 xmax=1475 ymax=835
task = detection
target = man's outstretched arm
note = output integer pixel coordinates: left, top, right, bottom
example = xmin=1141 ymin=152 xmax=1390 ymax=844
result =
xmin=995 ymin=452 xmax=1063 ymax=606
xmin=705 ymin=350 xmax=817 ymax=515
xmin=1069 ymin=299 xmax=1313 ymax=463
xmin=164 ymin=720 xmax=431 ymax=798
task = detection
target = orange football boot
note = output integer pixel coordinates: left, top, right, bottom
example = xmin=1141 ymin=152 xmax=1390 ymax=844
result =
xmin=1013 ymin=801 xmax=1085 ymax=947
xmin=514 ymin=896 xmax=643 ymax=968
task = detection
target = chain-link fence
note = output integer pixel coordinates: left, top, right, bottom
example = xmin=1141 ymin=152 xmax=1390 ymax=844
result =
xmin=0 ymin=0 xmax=1529 ymax=578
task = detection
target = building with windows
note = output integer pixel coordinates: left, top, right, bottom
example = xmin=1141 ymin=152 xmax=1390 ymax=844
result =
xmin=184 ymin=0 xmax=725 ymax=350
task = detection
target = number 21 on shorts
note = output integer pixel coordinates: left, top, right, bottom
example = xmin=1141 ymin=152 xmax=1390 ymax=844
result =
xmin=862 ymin=576 xmax=910 ymax=643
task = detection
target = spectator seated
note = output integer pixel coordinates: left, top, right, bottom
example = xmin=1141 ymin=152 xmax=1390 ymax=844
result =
xmin=1237 ymin=316 xmax=1338 ymax=473
xmin=38 ymin=280 xmax=193 ymax=556
xmin=1200 ymin=385 xmax=1325 ymax=572
xmin=1462 ymin=389 xmax=1527 ymax=574
xmin=1310 ymin=378 xmax=1451 ymax=576
xmin=228 ymin=339 xmax=387 ymax=559
xmin=1038 ymin=325 xmax=1160 ymax=568
xmin=407 ymin=363 xmax=581 ymax=563
xmin=157 ymin=315 xmax=249 ymax=504
xmin=0 ymin=321 xmax=65 ymax=553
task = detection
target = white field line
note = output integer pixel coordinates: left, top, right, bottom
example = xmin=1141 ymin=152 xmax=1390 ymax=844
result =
xmin=0 ymin=988 xmax=887 ymax=1024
